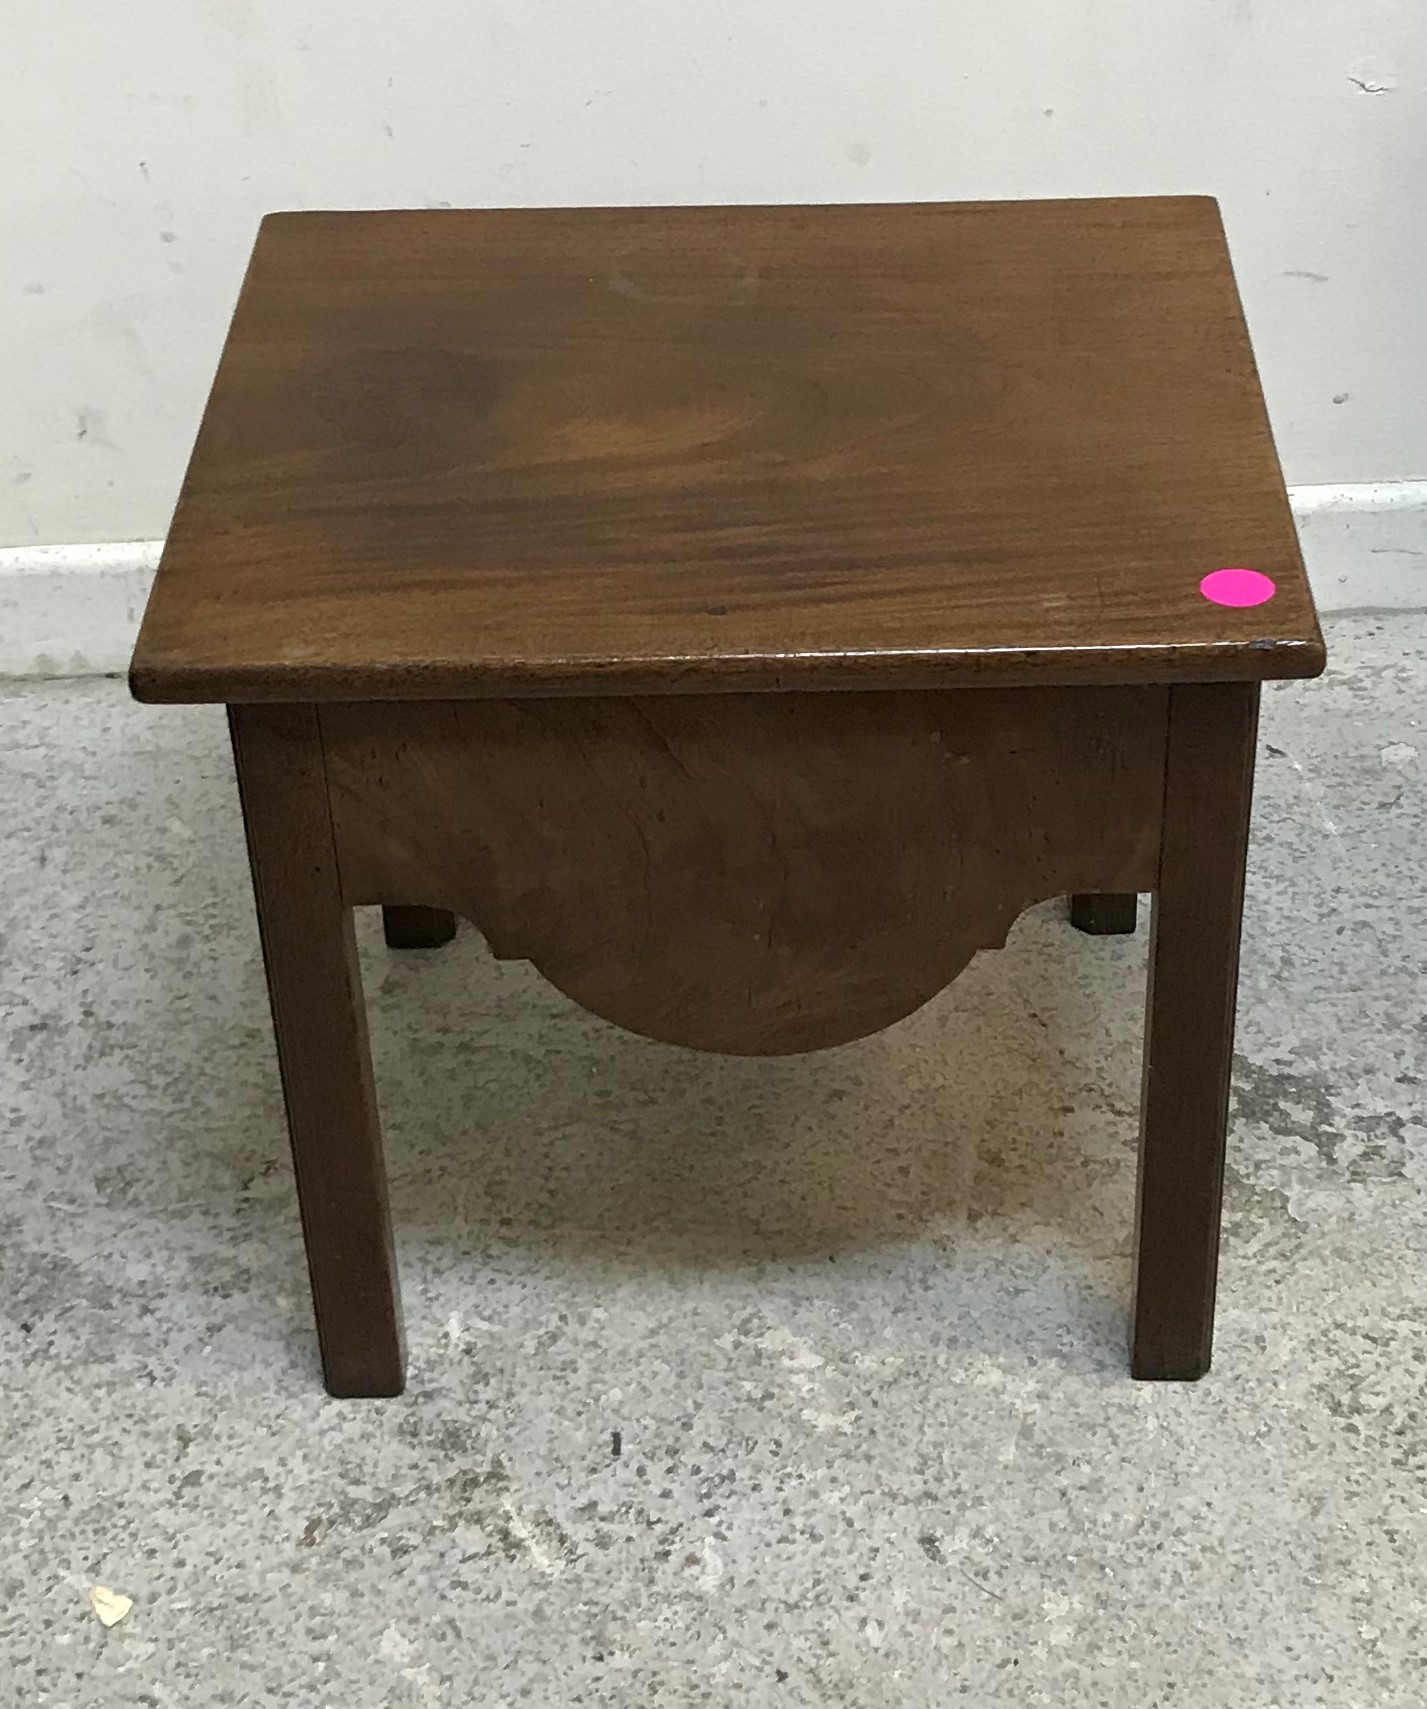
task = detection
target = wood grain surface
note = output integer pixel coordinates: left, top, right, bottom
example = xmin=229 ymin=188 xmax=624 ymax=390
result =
xmin=131 ymin=199 xmax=1323 ymax=704
xmin=322 ymin=686 xmax=1167 ymax=1054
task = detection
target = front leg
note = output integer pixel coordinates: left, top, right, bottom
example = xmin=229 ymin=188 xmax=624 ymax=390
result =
xmin=1132 ymin=683 xmax=1259 ymax=1380
xmin=230 ymin=705 xmax=405 ymax=1397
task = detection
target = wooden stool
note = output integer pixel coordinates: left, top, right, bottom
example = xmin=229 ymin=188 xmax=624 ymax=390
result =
xmin=131 ymin=199 xmax=1324 ymax=1395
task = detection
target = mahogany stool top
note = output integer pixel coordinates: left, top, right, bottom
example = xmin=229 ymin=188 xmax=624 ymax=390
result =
xmin=131 ymin=197 xmax=1324 ymax=705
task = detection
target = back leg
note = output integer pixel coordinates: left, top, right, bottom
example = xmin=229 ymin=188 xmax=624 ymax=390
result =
xmin=383 ymin=906 xmax=457 ymax=949
xmin=1069 ymin=893 xmax=1139 ymax=935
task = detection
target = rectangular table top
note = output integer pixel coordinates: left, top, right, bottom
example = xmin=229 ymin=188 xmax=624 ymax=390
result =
xmin=131 ymin=198 xmax=1324 ymax=703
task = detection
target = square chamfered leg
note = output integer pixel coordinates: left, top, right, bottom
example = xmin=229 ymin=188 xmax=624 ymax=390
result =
xmin=229 ymin=704 xmax=405 ymax=1397
xmin=1132 ymin=682 xmax=1260 ymax=1380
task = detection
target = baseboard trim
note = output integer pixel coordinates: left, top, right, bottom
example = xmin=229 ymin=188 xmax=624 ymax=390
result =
xmin=0 ymin=540 xmax=160 ymax=679
xmin=2 ymin=483 xmax=1424 ymax=680
xmin=1288 ymin=480 xmax=1427 ymax=613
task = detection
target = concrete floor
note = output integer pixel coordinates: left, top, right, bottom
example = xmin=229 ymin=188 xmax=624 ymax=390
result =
xmin=1 ymin=611 xmax=1425 ymax=1707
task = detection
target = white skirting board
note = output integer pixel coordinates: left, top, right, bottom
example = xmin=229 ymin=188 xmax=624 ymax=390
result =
xmin=1 ymin=483 xmax=1424 ymax=680
xmin=1288 ymin=482 xmax=1427 ymax=613
xmin=0 ymin=540 xmax=161 ymax=680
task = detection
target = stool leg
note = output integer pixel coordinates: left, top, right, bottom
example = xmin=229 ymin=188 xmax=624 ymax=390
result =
xmin=229 ymin=705 xmax=405 ymax=1397
xmin=1132 ymin=683 xmax=1259 ymax=1380
xmin=383 ymin=905 xmax=457 ymax=949
xmin=1070 ymin=893 xmax=1139 ymax=934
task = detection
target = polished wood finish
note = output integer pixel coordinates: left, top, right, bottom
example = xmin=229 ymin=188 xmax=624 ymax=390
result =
xmin=382 ymin=905 xmax=457 ymax=949
xmin=1070 ymin=892 xmax=1139 ymax=935
xmin=1132 ymin=684 xmax=1260 ymax=1380
xmin=229 ymin=705 xmax=405 ymax=1397
xmin=131 ymin=199 xmax=1323 ymax=705
xmin=133 ymin=200 xmax=1323 ymax=1391
xmin=323 ymin=688 xmax=1166 ymax=1055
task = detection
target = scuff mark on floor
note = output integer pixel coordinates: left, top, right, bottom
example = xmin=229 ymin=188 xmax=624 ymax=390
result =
xmin=1264 ymin=742 xmax=1340 ymax=834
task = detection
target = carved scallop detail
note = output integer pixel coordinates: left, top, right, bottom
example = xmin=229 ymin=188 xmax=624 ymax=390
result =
xmin=323 ymin=688 xmax=1165 ymax=1055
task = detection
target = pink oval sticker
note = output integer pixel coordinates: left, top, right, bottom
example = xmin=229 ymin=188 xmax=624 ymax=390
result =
xmin=1200 ymin=567 xmax=1276 ymax=608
